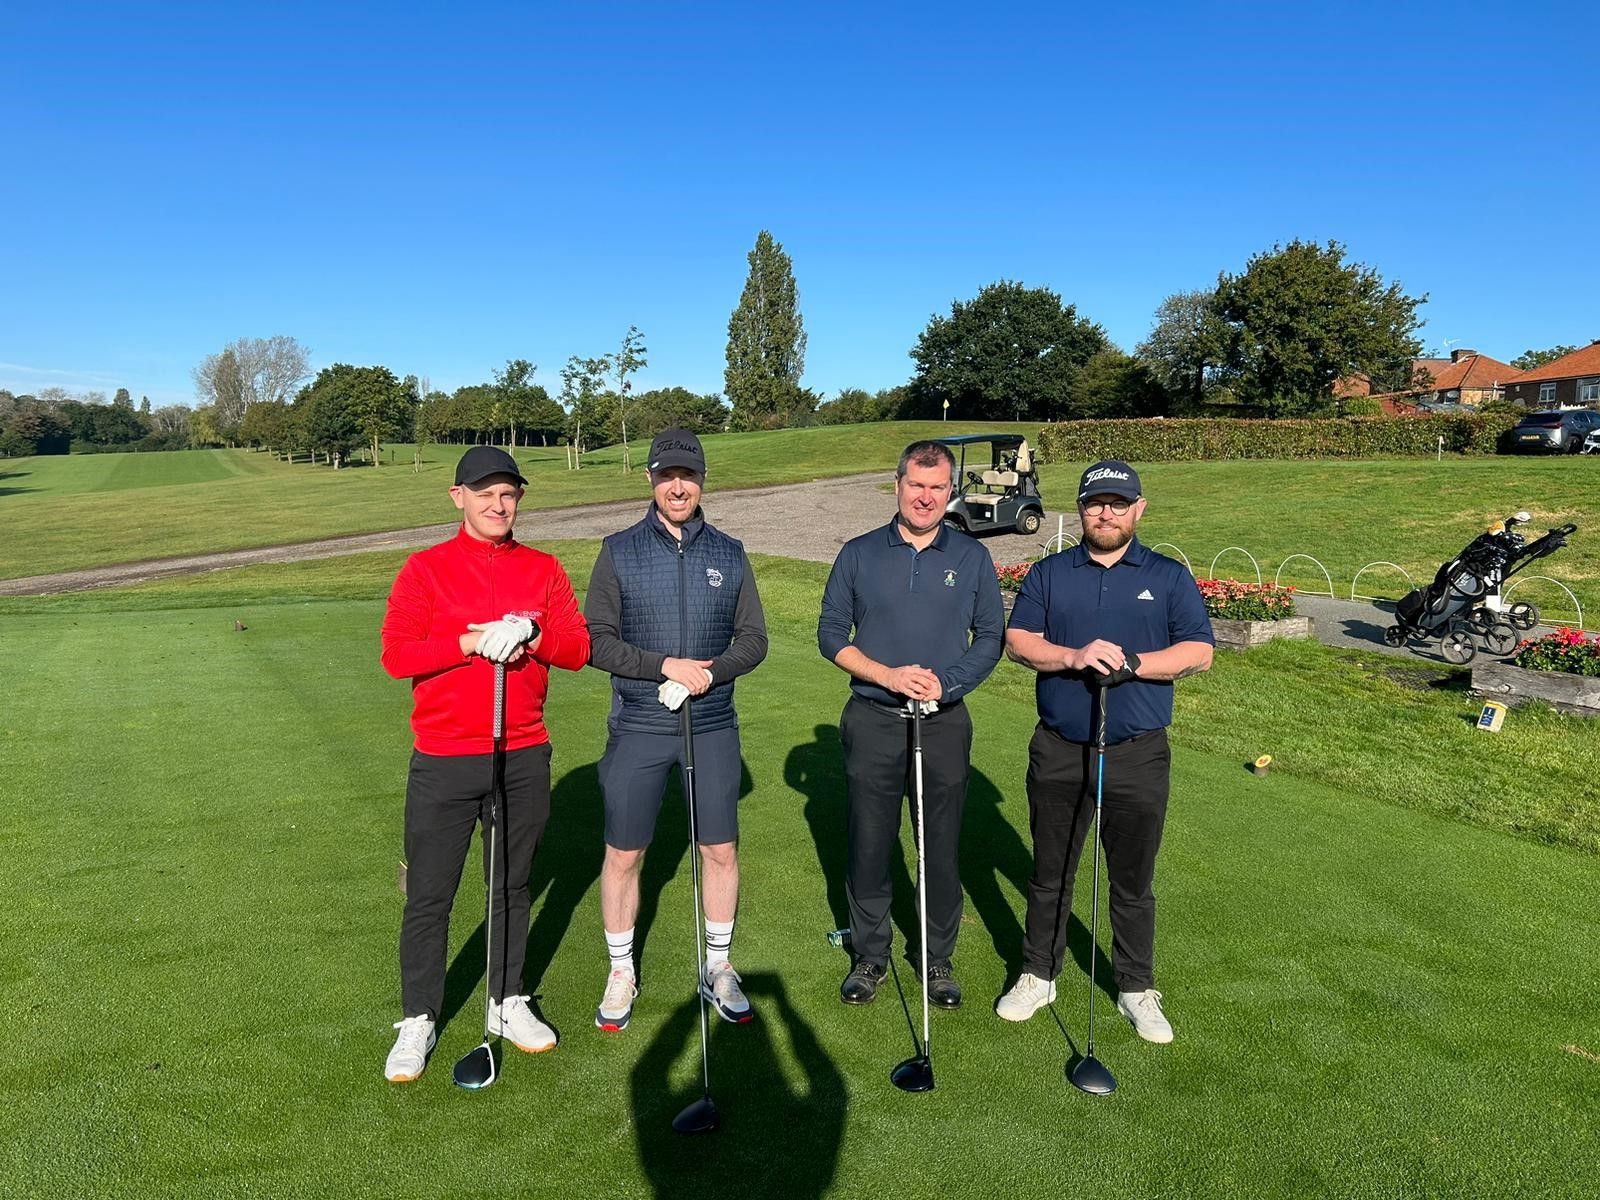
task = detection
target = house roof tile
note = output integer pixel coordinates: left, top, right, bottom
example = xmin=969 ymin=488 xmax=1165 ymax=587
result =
xmin=1513 ymin=342 xmax=1600 ymax=383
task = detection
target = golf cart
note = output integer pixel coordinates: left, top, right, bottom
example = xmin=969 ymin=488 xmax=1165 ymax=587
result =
xmin=939 ymin=434 xmax=1045 ymax=536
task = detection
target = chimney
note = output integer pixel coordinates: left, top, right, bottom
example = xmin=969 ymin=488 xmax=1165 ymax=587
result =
xmin=1451 ymin=348 xmax=1477 ymax=363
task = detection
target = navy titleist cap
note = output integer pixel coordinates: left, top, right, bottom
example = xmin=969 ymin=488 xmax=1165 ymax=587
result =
xmin=649 ymin=428 xmax=706 ymax=475
xmin=1077 ymin=460 xmax=1141 ymax=502
xmin=455 ymin=445 xmax=527 ymax=487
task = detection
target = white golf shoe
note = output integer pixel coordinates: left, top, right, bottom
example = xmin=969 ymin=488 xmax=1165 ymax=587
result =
xmin=995 ymin=972 xmax=1057 ymax=1022
xmin=1117 ymin=988 xmax=1174 ymax=1043
xmin=384 ymin=1014 xmax=437 ymax=1082
xmin=701 ymin=961 xmax=754 ymax=1024
xmin=595 ymin=968 xmax=638 ymax=1032
xmin=489 ymin=994 xmax=557 ymax=1053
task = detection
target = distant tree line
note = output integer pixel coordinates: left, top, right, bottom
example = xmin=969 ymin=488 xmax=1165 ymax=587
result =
xmin=0 ymin=386 xmax=193 ymax=457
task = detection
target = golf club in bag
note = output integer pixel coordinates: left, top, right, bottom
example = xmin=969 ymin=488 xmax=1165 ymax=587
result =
xmin=1069 ymin=654 xmax=1138 ymax=1097
xmin=455 ymin=660 xmax=507 ymax=1090
xmin=891 ymin=702 xmax=935 ymax=1094
xmin=672 ymin=696 xmax=721 ymax=1135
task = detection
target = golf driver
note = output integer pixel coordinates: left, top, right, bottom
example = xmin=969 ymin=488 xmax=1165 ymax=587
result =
xmin=891 ymin=701 xmax=934 ymax=1094
xmin=453 ymin=660 xmax=506 ymax=1090
xmin=672 ymin=697 xmax=721 ymax=1135
xmin=1067 ymin=656 xmax=1137 ymax=1096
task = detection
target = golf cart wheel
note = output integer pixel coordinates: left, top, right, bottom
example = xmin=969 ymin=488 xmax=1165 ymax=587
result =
xmin=1015 ymin=508 xmax=1042 ymax=535
xmin=1439 ymin=627 xmax=1477 ymax=665
xmin=1479 ymin=622 xmax=1519 ymax=656
xmin=1383 ymin=625 xmax=1407 ymax=648
xmin=1508 ymin=602 xmax=1539 ymax=631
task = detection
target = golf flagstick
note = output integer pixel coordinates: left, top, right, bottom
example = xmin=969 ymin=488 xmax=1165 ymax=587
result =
xmin=672 ymin=696 xmax=721 ymax=1134
xmin=892 ymin=702 xmax=935 ymax=1093
xmin=455 ymin=660 xmax=506 ymax=1090
xmin=1069 ymin=683 xmax=1117 ymax=1096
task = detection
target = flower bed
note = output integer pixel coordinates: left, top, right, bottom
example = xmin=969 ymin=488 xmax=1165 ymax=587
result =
xmin=1474 ymin=628 xmax=1600 ymax=716
xmin=1512 ymin=628 xmax=1600 ymax=677
xmin=1196 ymin=578 xmax=1298 ymax=621
xmin=1197 ymin=579 xmax=1312 ymax=648
xmin=996 ymin=562 xmax=1032 ymax=593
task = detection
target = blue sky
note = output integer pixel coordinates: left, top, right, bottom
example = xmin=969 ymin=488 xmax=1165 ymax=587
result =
xmin=2 ymin=1 xmax=1594 ymax=408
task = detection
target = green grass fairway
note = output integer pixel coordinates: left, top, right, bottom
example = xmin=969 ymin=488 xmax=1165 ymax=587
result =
xmin=0 ymin=422 xmax=1037 ymax=579
xmin=4 ymin=548 xmax=1597 ymax=1198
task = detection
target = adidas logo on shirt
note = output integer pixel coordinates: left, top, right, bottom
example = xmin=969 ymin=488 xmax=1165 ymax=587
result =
xmin=1136 ymin=589 xmax=1155 ymax=601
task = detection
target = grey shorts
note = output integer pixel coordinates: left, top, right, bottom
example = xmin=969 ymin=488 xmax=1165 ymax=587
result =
xmin=598 ymin=726 xmax=743 ymax=850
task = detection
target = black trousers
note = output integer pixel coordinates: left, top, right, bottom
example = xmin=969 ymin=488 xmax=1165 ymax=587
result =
xmin=399 ymin=744 xmax=553 ymax=1019
xmin=1022 ymin=723 xmax=1170 ymax=993
xmin=840 ymin=697 xmax=972 ymax=967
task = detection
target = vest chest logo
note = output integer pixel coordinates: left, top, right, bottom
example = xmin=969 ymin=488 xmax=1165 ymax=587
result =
xmin=706 ymin=567 xmax=724 ymax=588
xmin=943 ymin=569 xmax=958 ymax=587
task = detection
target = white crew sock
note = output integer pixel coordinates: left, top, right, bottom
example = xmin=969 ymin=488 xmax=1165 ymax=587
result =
xmin=705 ymin=918 xmax=734 ymax=970
xmin=606 ymin=927 xmax=635 ymax=977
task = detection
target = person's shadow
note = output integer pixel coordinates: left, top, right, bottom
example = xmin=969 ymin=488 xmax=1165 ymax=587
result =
xmin=786 ymin=723 xmax=916 ymax=955
xmin=956 ymin=763 xmax=1036 ymax=983
xmin=438 ymin=762 xmax=607 ymax=1033
xmin=631 ymin=972 xmax=846 ymax=1198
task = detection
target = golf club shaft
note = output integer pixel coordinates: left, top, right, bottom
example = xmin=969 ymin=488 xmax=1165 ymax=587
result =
xmin=486 ymin=661 xmax=505 ymax=1037
xmin=1085 ymin=692 xmax=1108 ymax=1055
xmin=912 ymin=706 xmax=930 ymax=1061
xmin=682 ymin=699 xmax=712 ymax=1097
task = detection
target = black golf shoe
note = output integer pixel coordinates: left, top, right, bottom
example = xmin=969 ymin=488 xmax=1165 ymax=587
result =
xmin=925 ymin=959 xmax=962 ymax=1010
xmin=840 ymin=960 xmax=887 ymax=1004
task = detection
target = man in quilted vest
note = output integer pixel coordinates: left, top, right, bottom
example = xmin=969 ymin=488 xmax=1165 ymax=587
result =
xmin=584 ymin=428 xmax=769 ymax=1030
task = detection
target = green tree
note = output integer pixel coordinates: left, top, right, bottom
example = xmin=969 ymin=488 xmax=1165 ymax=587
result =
xmin=493 ymin=359 xmax=549 ymax=448
xmin=559 ymin=355 xmax=610 ymax=468
xmin=1136 ymin=290 xmax=1228 ymax=411
xmin=628 ymin=387 xmax=729 ymax=437
xmin=726 ymin=230 xmax=809 ymax=430
xmin=1510 ymin=344 xmax=1580 ymax=371
xmin=1213 ymin=240 xmax=1427 ymax=416
xmin=193 ymin=335 xmax=310 ymax=443
xmin=1065 ymin=349 xmax=1169 ymax=419
xmin=294 ymin=364 xmax=408 ymax=465
xmin=112 ymin=387 xmax=133 ymax=410
xmin=909 ymin=281 xmax=1109 ymax=421
xmin=613 ymin=327 xmax=648 ymax=471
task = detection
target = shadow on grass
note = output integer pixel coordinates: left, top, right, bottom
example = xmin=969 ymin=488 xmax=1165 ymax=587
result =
xmin=631 ymin=972 xmax=845 ymax=1199
xmin=785 ymin=721 xmax=924 ymax=971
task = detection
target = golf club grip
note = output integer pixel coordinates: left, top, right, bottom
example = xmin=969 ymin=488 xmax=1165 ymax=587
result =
xmin=493 ymin=662 xmax=505 ymax=741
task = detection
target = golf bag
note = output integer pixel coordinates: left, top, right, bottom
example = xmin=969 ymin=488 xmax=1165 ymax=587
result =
xmin=1385 ymin=514 xmax=1577 ymax=664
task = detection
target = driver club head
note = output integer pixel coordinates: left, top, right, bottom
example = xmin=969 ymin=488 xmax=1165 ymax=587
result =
xmin=671 ymin=1094 xmax=721 ymax=1135
xmin=891 ymin=1054 xmax=935 ymax=1094
xmin=452 ymin=1042 xmax=498 ymax=1090
xmin=1068 ymin=1053 xmax=1117 ymax=1096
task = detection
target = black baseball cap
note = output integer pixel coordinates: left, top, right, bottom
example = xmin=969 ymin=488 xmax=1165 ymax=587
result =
xmin=1078 ymin=460 xmax=1142 ymax=502
xmin=648 ymin=428 xmax=706 ymax=475
xmin=454 ymin=445 xmax=527 ymax=487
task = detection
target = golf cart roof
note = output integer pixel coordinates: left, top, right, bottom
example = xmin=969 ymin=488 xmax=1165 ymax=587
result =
xmin=936 ymin=434 xmax=1029 ymax=449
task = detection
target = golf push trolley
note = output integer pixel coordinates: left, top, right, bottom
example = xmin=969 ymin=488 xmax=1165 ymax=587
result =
xmin=1384 ymin=512 xmax=1577 ymax=665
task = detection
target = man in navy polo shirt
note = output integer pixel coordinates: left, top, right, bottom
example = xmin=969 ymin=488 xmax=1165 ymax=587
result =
xmin=818 ymin=439 xmax=1004 ymax=1009
xmin=999 ymin=460 xmax=1213 ymax=1043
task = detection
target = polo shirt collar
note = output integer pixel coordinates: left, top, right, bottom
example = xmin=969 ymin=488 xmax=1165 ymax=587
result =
xmin=885 ymin=516 xmax=950 ymax=553
xmin=1068 ymin=534 xmax=1148 ymax=569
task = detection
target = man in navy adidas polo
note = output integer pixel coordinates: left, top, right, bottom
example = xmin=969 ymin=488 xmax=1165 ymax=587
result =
xmin=999 ymin=460 xmax=1213 ymax=1043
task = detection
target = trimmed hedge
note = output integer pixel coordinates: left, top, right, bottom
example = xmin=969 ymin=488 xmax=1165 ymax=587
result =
xmin=1035 ymin=413 xmax=1519 ymax=463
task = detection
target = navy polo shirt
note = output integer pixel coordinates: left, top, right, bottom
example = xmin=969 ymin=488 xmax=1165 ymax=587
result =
xmin=1008 ymin=536 xmax=1214 ymax=744
xmin=818 ymin=518 xmax=1004 ymax=706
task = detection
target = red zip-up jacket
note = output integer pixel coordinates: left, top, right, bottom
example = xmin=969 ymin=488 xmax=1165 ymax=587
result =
xmin=380 ymin=526 xmax=591 ymax=755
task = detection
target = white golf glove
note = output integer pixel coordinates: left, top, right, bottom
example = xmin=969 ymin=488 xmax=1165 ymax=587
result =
xmin=475 ymin=615 xmax=535 ymax=663
xmin=657 ymin=680 xmax=690 ymax=711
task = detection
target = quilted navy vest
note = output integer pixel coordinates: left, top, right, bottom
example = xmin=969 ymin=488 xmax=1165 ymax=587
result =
xmin=606 ymin=507 xmax=746 ymax=734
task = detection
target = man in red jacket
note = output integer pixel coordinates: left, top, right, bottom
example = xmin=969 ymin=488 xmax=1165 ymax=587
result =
xmin=378 ymin=445 xmax=591 ymax=1083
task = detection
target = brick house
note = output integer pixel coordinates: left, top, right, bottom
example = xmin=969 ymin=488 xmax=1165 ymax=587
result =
xmin=1504 ymin=341 xmax=1600 ymax=409
xmin=1412 ymin=348 xmax=1522 ymax=406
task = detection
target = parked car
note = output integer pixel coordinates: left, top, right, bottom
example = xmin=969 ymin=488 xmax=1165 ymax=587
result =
xmin=1507 ymin=409 xmax=1600 ymax=454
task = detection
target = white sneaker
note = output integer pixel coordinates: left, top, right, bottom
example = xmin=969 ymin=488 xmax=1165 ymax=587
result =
xmin=595 ymin=968 xmax=638 ymax=1032
xmin=995 ymin=972 xmax=1057 ymax=1022
xmin=384 ymin=1014 xmax=436 ymax=1082
xmin=701 ymin=961 xmax=753 ymax=1024
xmin=489 ymin=994 xmax=557 ymax=1053
xmin=1117 ymin=988 xmax=1174 ymax=1043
